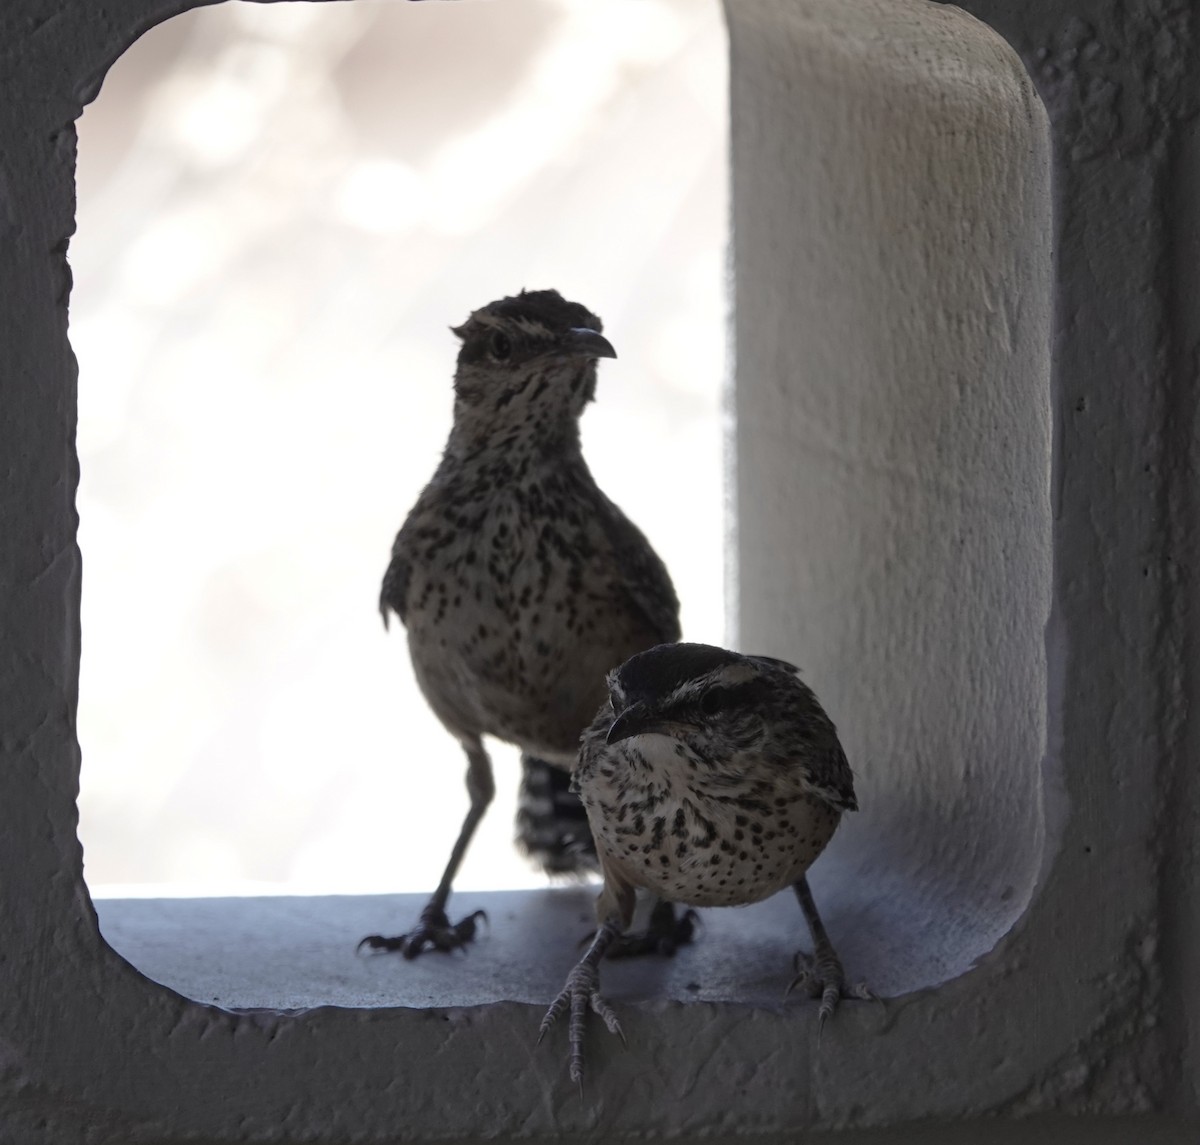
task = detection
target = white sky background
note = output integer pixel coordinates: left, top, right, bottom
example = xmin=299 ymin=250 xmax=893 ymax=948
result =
xmin=73 ymin=0 xmax=728 ymax=897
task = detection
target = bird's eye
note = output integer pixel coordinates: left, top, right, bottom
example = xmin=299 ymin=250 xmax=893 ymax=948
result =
xmin=700 ymin=690 xmax=724 ymax=717
xmin=490 ymin=331 xmax=513 ymax=361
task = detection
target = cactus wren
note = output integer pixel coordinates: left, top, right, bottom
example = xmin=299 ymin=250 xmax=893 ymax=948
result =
xmin=361 ymin=290 xmax=688 ymax=959
xmin=539 ymin=642 xmax=873 ymax=1084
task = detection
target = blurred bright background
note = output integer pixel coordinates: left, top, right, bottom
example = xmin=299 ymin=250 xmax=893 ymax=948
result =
xmin=73 ymin=0 xmax=728 ymax=897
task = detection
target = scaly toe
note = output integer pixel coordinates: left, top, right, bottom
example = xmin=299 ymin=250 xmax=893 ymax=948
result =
xmin=357 ymin=906 xmax=486 ymax=959
xmin=357 ymin=933 xmax=408 ymax=955
xmin=539 ymin=960 xmax=623 ymax=1086
xmin=605 ymin=905 xmax=700 ymax=959
xmin=786 ymin=948 xmax=873 ymax=1036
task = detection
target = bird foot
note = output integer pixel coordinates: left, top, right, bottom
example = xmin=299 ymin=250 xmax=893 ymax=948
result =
xmin=357 ymin=904 xmax=487 ymax=959
xmin=538 ymin=958 xmax=624 ymax=1087
xmin=786 ymin=946 xmax=876 ymax=1036
xmin=605 ymin=902 xmax=699 ymax=959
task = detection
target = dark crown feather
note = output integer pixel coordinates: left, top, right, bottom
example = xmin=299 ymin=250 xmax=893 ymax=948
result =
xmin=453 ymin=289 xmax=603 ymax=342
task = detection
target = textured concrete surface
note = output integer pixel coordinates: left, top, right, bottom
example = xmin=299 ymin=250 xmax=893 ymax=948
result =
xmin=1 ymin=0 xmax=1199 ymax=1141
xmin=96 ymin=880 xmax=950 ymax=1011
xmin=730 ymin=0 xmax=1052 ymax=1013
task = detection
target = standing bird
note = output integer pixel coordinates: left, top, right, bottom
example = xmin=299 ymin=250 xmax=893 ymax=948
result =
xmin=362 ymin=289 xmax=688 ymax=959
xmin=539 ymin=642 xmax=873 ymax=1084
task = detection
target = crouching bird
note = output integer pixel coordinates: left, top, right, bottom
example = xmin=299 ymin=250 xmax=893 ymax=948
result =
xmin=539 ymin=642 xmax=873 ymax=1084
xmin=362 ymin=289 xmax=693 ymax=959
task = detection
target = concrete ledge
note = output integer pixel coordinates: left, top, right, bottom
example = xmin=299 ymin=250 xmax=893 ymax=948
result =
xmin=96 ymin=888 xmax=886 ymax=1011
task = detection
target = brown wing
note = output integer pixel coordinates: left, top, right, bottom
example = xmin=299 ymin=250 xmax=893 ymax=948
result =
xmin=594 ymin=494 xmax=681 ymax=647
xmin=768 ymin=668 xmax=858 ymax=813
xmin=571 ymin=698 xmax=616 ymax=794
xmin=379 ymin=521 xmax=414 ymax=629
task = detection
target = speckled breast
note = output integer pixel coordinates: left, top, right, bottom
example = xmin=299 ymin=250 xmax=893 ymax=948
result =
xmin=404 ymin=488 xmax=658 ymax=758
xmin=581 ymin=737 xmax=842 ymax=908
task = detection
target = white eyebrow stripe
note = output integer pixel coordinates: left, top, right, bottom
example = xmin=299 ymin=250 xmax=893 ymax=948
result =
xmin=468 ymin=313 xmax=555 ymax=340
xmin=668 ymin=679 xmax=707 ymax=705
xmin=512 ymin=317 xmax=553 ymax=338
xmin=712 ymin=662 xmax=758 ymax=687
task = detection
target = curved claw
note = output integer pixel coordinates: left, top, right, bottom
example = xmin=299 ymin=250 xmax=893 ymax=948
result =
xmin=356 ymin=906 xmax=487 ymax=959
xmin=452 ymin=909 xmax=488 ymax=944
xmin=786 ymin=948 xmax=877 ymax=1042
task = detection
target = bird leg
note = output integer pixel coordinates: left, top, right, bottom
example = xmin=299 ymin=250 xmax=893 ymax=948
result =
xmin=359 ymin=741 xmax=494 ymax=958
xmin=539 ymin=912 xmax=625 ymax=1088
xmin=787 ymin=876 xmax=875 ymax=1032
xmin=605 ymin=898 xmax=699 ymax=958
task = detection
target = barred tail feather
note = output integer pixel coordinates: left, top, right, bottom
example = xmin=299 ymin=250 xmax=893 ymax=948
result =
xmin=515 ymin=754 xmax=598 ymax=877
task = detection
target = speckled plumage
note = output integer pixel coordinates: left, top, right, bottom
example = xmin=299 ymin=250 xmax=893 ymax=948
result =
xmin=540 ymin=642 xmax=872 ymax=1084
xmin=579 ymin=646 xmax=855 ymax=915
xmin=362 ymin=290 xmax=681 ymax=958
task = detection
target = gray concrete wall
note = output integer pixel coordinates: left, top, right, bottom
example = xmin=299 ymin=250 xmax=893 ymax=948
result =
xmin=0 ymin=0 xmax=1197 ymax=1140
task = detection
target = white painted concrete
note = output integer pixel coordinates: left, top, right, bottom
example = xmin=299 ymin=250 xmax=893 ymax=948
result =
xmin=729 ymin=0 xmax=1052 ymax=1000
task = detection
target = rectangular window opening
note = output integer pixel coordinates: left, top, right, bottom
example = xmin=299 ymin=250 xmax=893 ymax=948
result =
xmin=75 ymin=0 xmax=730 ymax=923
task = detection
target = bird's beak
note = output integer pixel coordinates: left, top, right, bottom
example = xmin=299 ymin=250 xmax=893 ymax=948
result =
xmin=606 ymin=702 xmax=662 ymax=745
xmin=560 ymin=327 xmax=617 ymax=361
